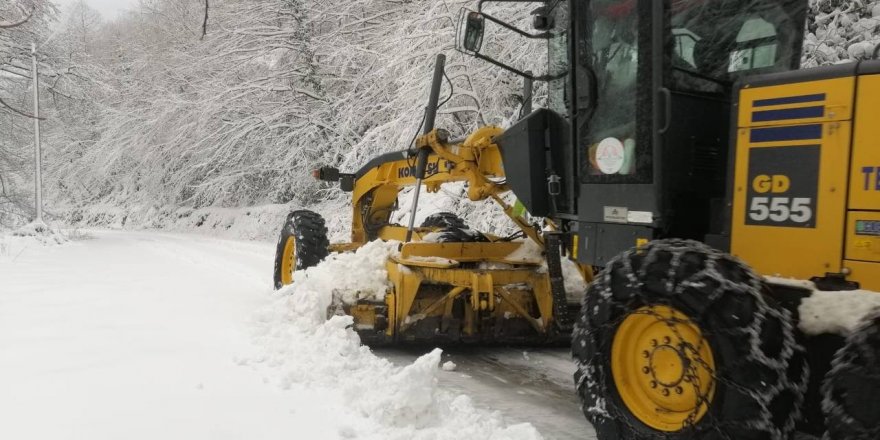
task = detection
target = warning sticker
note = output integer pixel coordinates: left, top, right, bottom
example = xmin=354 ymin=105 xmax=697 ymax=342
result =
xmin=604 ymin=206 xmax=628 ymax=223
xmin=856 ymin=220 xmax=880 ymax=236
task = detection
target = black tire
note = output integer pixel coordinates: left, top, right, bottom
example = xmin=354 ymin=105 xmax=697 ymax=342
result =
xmin=420 ymin=212 xmax=467 ymax=230
xmin=428 ymin=227 xmax=489 ymax=243
xmin=420 ymin=212 xmax=487 ymax=243
xmin=273 ymin=210 xmax=329 ymax=289
xmin=822 ymin=308 xmax=880 ymax=440
xmin=572 ymin=239 xmax=809 ymax=440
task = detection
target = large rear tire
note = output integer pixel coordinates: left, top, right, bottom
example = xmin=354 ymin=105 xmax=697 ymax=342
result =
xmin=572 ymin=239 xmax=808 ymax=440
xmin=822 ymin=308 xmax=880 ymax=440
xmin=273 ymin=210 xmax=329 ymax=289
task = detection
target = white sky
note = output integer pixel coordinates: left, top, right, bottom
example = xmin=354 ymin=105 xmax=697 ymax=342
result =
xmin=53 ymin=0 xmax=140 ymax=20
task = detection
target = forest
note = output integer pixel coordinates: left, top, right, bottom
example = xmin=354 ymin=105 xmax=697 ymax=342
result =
xmin=1 ymin=0 xmax=879 ymax=233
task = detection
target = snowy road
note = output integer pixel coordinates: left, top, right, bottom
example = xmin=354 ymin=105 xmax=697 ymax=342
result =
xmin=378 ymin=347 xmax=594 ymax=439
xmin=0 ymin=231 xmax=594 ymax=439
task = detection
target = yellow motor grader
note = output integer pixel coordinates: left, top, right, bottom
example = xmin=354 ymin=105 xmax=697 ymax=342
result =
xmin=274 ymin=0 xmax=880 ymax=438
xmin=273 ymin=53 xmax=590 ymax=345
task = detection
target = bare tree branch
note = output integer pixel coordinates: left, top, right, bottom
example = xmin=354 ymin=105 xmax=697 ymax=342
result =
xmin=0 ymin=6 xmax=34 ymax=29
xmin=0 ymin=96 xmax=44 ymax=120
xmin=200 ymin=0 xmax=209 ymax=40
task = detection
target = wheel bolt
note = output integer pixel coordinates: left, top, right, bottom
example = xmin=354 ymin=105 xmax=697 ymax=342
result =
xmin=663 ymin=336 xmax=671 ymax=344
xmin=642 ymin=366 xmax=650 ymax=374
xmin=676 ymin=386 xmax=684 ymax=395
xmin=642 ymin=350 xmax=649 ymax=358
xmin=662 ymin=388 xmax=670 ymax=396
xmin=651 ymin=339 xmax=658 ymax=347
xmin=650 ymin=381 xmax=658 ymax=388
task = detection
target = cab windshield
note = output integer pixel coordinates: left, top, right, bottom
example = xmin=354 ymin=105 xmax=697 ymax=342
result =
xmin=580 ymin=0 xmax=806 ymax=183
xmin=669 ymin=0 xmax=805 ymax=92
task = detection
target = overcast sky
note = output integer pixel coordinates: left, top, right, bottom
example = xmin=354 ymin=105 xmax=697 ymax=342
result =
xmin=53 ymin=0 xmax=140 ymax=20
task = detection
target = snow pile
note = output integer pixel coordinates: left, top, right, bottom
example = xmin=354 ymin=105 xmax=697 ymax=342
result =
xmin=504 ymin=238 xmax=544 ymax=263
xmin=767 ymin=276 xmax=880 ymax=336
xmin=0 ymin=223 xmax=82 ymax=261
xmin=9 ymin=222 xmax=70 ymax=245
xmin=64 ymin=203 xmax=349 ymax=242
xmin=561 ymin=258 xmax=589 ymax=303
xmin=292 ymin=240 xmax=397 ymax=309
xmin=245 ymin=241 xmax=543 ymax=439
xmin=799 ymin=289 xmax=880 ymax=336
xmin=391 ymin=182 xmax=521 ymax=238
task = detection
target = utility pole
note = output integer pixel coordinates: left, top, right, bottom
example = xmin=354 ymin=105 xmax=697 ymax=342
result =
xmin=31 ymin=42 xmax=43 ymax=225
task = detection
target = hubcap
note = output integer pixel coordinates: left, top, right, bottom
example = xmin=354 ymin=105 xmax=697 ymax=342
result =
xmin=280 ymin=236 xmax=296 ymax=285
xmin=611 ymin=305 xmax=716 ymax=431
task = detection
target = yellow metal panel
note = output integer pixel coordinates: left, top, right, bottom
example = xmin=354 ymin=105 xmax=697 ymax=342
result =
xmin=731 ymin=122 xmax=852 ymax=279
xmin=842 ymin=260 xmax=880 ymax=291
xmin=849 ymin=74 xmax=880 ymax=210
xmin=400 ymin=241 xmax=542 ymax=264
xmin=845 ymin=211 xmax=880 ymax=263
xmin=738 ymin=77 xmax=855 ymax=128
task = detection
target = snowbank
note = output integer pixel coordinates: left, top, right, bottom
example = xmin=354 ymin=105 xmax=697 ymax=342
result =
xmin=62 ymin=182 xmax=521 ymax=246
xmin=64 ymin=203 xmax=323 ymax=242
xmin=244 ymin=240 xmax=543 ymax=439
xmin=0 ymin=222 xmax=83 ymax=262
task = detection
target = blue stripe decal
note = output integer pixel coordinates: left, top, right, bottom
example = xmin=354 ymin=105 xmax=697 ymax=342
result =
xmin=753 ymin=94 xmax=826 ymax=107
xmin=752 ymin=106 xmax=825 ymax=122
xmin=750 ymin=125 xmax=823 ymax=143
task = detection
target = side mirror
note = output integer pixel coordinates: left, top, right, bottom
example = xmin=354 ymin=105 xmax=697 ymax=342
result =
xmin=531 ymin=6 xmax=554 ymax=32
xmin=460 ymin=11 xmax=485 ymax=53
xmin=455 ymin=7 xmax=560 ymax=83
xmin=313 ymin=166 xmax=340 ymax=182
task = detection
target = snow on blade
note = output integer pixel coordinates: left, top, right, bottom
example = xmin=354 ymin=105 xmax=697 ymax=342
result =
xmin=247 ymin=240 xmax=542 ymax=439
xmin=504 ymin=238 xmax=544 ymax=263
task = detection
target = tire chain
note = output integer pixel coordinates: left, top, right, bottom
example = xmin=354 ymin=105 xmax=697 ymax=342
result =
xmin=822 ymin=308 xmax=880 ymax=440
xmin=573 ymin=239 xmax=809 ymax=440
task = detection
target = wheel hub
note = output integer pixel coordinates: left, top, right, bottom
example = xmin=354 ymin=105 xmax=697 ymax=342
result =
xmin=611 ymin=305 xmax=716 ymax=432
xmin=280 ymin=236 xmax=296 ymax=285
xmin=650 ymin=344 xmax=686 ymax=387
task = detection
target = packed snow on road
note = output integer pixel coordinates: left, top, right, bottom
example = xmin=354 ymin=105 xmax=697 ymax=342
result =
xmin=0 ymin=231 xmax=582 ymax=440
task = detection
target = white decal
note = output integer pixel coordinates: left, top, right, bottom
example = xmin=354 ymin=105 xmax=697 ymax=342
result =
xmin=596 ymin=137 xmax=625 ymax=175
xmin=627 ymin=211 xmax=653 ymax=224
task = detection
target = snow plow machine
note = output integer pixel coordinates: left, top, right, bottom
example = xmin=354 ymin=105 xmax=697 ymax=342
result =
xmin=273 ymin=53 xmax=592 ymax=346
xmin=274 ymin=0 xmax=880 ymax=438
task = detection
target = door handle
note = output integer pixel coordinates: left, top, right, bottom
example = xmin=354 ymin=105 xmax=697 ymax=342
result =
xmin=658 ymin=87 xmax=672 ymax=134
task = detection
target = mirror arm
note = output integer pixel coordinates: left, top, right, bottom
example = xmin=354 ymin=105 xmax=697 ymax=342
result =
xmin=472 ymin=52 xmax=536 ymax=80
xmin=470 ymin=51 xmax=568 ymax=82
xmin=481 ymin=12 xmax=551 ymax=40
xmin=478 ymin=0 xmax=548 ymax=12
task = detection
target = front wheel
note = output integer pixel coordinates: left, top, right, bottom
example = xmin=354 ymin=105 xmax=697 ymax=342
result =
xmin=273 ymin=210 xmax=329 ymax=289
xmin=572 ymin=239 xmax=808 ymax=439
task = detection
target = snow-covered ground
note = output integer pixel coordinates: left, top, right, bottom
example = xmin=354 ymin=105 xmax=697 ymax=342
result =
xmin=0 ymin=231 xmax=591 ymax=440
